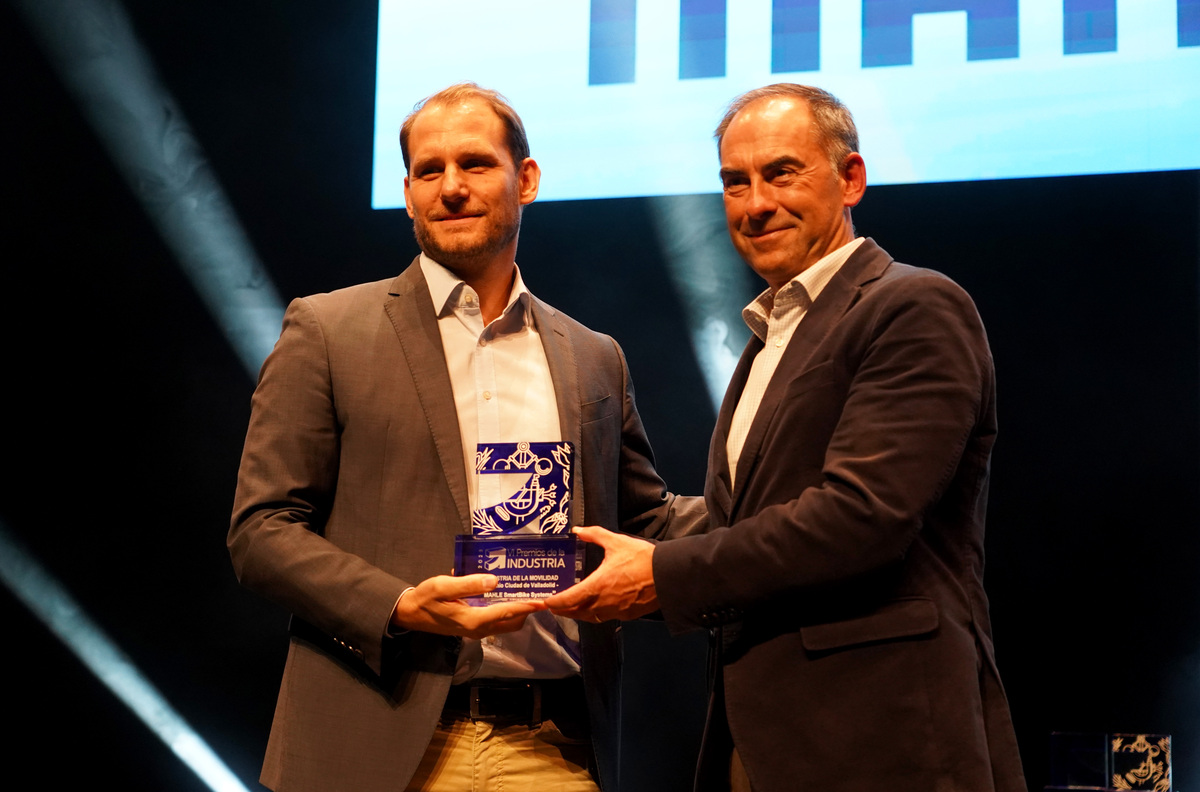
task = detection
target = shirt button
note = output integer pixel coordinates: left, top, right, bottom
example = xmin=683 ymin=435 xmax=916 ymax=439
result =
xmin=775 ymin=338 xmax=784 ymax=348
xmin=483 ymin=391 xmax=492 ymax=400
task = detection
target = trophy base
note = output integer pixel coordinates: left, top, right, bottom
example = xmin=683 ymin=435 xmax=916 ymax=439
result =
xmin=453 ymin=533 xmax=581 ymax=605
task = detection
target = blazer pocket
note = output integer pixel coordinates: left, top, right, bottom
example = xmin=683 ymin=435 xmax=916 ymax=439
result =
xmin=580 ymin=394 xmax=615 ymax=425
xmin=799 ymin=597 xmax=939 ymax=652
xmin=781 ymin=360 xmax=836 ymax=401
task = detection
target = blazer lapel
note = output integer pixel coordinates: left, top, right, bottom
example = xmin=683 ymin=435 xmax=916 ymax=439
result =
xmin=728 ymin=238 xmax=893 ymax=517
xmin=383 ymin=258 xmax=472 ymax=533
xmin=707 ymin=337 xmax=760 ymax=526
xmin=530 ymin=298 xmax=585 ymax=527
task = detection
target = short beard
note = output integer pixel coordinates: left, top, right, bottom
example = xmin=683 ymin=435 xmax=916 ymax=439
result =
xmin=412 ymin=214 xmax=520 ymax=274
xmin=411 ymin=186 xmax=524 ymax=279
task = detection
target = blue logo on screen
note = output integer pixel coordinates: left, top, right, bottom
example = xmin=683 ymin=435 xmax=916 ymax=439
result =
xmin=588 ymin=0 xmax=1200 ymax=84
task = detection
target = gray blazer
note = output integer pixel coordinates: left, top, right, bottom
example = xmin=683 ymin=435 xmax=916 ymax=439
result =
xmin=230 ymin=258 xmax=700 ymax=791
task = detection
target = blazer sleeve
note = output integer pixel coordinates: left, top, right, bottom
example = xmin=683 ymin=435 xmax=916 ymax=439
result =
xmin=654 ymin=271 xmax=993 ymax=631
xmin=228 ymin=297 xmax=409 ymax=675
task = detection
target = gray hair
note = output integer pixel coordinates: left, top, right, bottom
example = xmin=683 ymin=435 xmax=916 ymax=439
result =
xmin=715 ymin=83 xmax=859 ymax=171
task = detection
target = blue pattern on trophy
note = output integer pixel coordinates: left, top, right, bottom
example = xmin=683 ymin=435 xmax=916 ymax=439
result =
xmin=472 ymin=441 xmax=573 ymax=536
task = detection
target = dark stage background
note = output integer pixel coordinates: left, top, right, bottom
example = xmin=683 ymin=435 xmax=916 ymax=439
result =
xmin=3 ymin=2 xmax=1198 ymax=790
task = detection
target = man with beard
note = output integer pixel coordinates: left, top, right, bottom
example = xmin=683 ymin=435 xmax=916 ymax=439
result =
xmin=229 ymin=83 xmax=700 ymax=792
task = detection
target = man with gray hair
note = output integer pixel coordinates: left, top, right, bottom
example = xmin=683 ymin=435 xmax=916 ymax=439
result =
xmin=230 ymin=82 xmax=700 ymax=792
xmin=549 ymin=83 xmax=1025 ymax=792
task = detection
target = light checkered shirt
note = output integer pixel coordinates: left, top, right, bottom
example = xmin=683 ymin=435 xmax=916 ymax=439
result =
xmin=419 ymin=255 xmax=580 ymax=682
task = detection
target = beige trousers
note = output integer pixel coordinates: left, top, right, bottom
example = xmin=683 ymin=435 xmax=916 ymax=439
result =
xmin=405 ymin=716 xmax=600 ymax=792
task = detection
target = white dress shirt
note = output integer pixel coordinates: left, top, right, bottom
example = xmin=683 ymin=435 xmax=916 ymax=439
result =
xmin=726 ymin=237 xmax=865 ymax=491
xmin=419 ymin=255 xmax=581 ymax=681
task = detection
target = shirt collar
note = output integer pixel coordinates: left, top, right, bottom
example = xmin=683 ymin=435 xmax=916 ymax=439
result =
xmin=742 ymin=236 xmax=865 ymax=342
xmin=419 ymin=253 xmax=532 ymax=327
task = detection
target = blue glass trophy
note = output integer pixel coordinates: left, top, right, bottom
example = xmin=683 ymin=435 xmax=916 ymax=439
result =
xmin=453 ymin=441 xmax=582 ymax=605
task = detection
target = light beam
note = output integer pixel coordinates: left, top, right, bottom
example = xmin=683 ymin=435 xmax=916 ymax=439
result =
xmin=649 ymin=193 xmax=753 ymax=412
xmin=12 ymin=0 xmax=284 ymax=378
xmin=0 ymin=520 xmax=252 ymax=792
